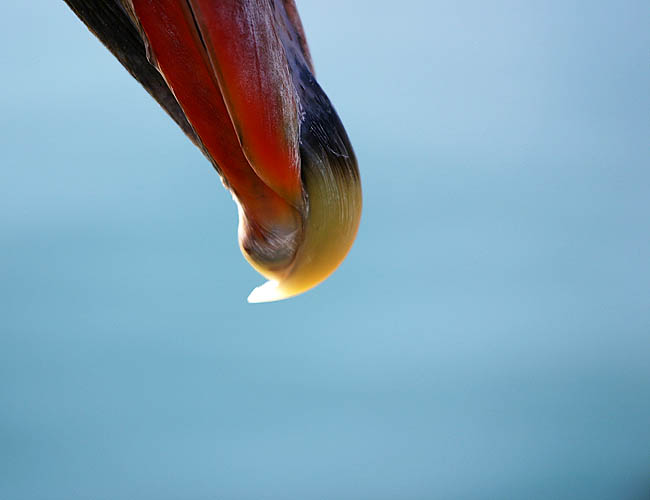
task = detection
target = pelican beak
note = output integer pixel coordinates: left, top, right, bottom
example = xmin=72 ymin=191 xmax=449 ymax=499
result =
xmin=124 ymin=0 xmax=361 ymax=302
xmin=246 ymin=84 xmax=362 ymax=303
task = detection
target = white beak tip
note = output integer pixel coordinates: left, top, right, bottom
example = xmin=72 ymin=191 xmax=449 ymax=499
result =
xmin=247 ymin=280 xmax=283 ymax=304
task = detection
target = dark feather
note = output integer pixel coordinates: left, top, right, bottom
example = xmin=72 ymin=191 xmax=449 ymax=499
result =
xmin=62 ymin=0 xmax=201 ymax=147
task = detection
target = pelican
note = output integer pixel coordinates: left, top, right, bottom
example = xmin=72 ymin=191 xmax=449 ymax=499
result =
xmin=63 ymin=0 xmax=362 ymax=302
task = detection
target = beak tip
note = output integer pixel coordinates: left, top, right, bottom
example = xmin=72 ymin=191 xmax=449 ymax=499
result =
xmin=247 ymin=280 xmax=283 ymax=304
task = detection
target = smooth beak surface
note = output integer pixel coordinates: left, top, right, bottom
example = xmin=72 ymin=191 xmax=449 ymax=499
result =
xmin=123 ymin=1 xmax=362 ymax=301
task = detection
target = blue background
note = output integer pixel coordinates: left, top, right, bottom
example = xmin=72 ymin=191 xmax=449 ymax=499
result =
xmin=1 ymin=1 xmax=649 ymax=498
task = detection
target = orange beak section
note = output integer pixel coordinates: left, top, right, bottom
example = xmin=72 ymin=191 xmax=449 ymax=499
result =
xmin=131 ymin=0 xmax=303 ymax=272
xmin=186 ymin=0 xmax=303 ymax=209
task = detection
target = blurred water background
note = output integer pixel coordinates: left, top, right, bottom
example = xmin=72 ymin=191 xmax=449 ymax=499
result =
xmin=1 ymin=1 xmax=649 ymax=499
